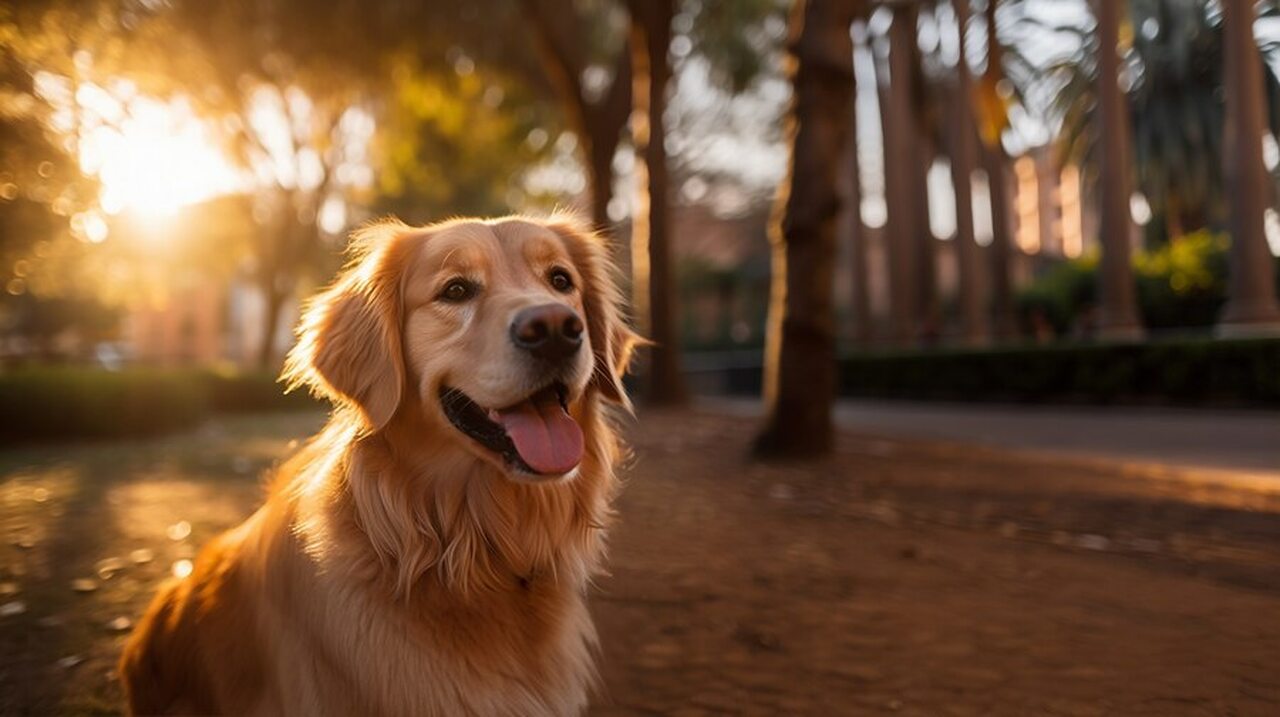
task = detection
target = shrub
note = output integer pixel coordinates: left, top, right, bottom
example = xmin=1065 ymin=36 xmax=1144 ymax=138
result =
xmin=0 ymin=368 xmax=209 ymax=441
xmin=698 ymin=337 xmax=1280 ymax=407
xmin=1017 ymin=231 xmax=1280 ymax=335
xmin=198 ymin=369 xmax=320 ymax=413
xmin=0 ymin=367 xmax=320 ymax=443
xmin=1133 ymin=231 xmax=1230 ymax=329
xmin=1016 ymin=255 xmax=1098 ymax=336
xmin=836 ymin=337 xmax=1280 ymax=406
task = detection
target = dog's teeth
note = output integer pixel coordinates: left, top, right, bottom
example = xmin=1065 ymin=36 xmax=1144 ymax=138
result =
xmin=487 ymin=409 xmax=500 ymax=422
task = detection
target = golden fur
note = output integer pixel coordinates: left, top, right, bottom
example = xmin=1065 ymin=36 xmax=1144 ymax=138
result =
xmin=119 ymin=215 xmax=638 ymax=716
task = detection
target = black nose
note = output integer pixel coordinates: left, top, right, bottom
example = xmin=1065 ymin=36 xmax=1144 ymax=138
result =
xmin=510 ymin=303 xmax=584 ymax=362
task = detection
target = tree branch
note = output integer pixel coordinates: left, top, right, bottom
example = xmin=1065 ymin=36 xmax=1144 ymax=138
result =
xmin=598 ymin=39 xmax=633 ymax=148
xmin=517 ymin=0 xmax=590 ymax=133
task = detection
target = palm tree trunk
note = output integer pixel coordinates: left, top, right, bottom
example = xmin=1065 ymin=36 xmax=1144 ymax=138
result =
xmin=883 ymin=5 xmax=919 ymax=347
xmin=951 ymin=0 xmax=988 ymax=345
xmin=755 ymin=0 xmax=857 ymax=458
xmin=984 ymin=138 xmax=1017 ymax=339
xmin=914 ymin=133 xmax=939 ymax=344
xmin=842 ymin=72 xmax=872 ymax=346
xmin=1219 ymin=0 xmax=1280 ymax=332
xmin=909 ymin=37 xmax=939 ymax=344
xmin=628 ymin=0 xmax=686 ymax=404
xmin=1094 ymin=0 xmax=1144 ymax=340
xmin=982 ymin=0 xmax=1017 ymax=340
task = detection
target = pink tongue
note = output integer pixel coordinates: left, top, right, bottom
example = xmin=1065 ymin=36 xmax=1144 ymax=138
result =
xmin=494 ymin=392 xmax=584 ymax=475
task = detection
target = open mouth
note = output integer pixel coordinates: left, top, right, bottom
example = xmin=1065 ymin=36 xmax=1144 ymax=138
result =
xmin=439 ymin=382 xmax=584 ymax=476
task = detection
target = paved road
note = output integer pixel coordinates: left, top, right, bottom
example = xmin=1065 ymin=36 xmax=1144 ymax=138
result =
xmin=708 ymin=397 xmax=1280 ymax=478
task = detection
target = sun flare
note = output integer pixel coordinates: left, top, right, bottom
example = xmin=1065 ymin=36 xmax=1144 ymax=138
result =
xmin=78 ymin=97 xmax=242 ymax=221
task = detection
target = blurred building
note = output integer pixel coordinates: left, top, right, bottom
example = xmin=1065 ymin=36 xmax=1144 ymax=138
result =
xmin=124 ymin=280 xmax=296 ymax=367
xmin=649 ymin=174 xmax=1092 ymax=352
xmin=1012 ymin=147 xmax=1092 ymax=261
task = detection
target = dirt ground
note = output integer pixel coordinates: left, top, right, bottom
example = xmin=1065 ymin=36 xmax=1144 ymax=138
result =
xmin=2 ymin=408 xmax=1279 ymax=716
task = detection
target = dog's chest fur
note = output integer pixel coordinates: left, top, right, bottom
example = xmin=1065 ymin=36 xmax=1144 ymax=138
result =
xmin=226 ymin=488 xmax=601 ymax=717
xmin=259 ymin=560 xmax=596 ymax=716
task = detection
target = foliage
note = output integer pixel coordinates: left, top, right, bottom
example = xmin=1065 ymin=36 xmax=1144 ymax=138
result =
xmin=1013 ymin=0 xmax=1280 ymax=242
xmin=374 ymin=57 xmax=561 ymax=222
xmin=1 ymin=0 xmax=576 ymax=356
xmin=0 ymin=367 xmax=318 ymax=442
xmin=1016 ymin=230 xmax=1280 ymax=333
xmin=0 ymin=2 xmax=105 ymax=303
xmin=1132 ymin=229 xmax=1230 ymax=328
xmin=1015 ymin=253 xmax=1098 ymax=336
xmin=685 ymin=0 xmax=789 ymax=93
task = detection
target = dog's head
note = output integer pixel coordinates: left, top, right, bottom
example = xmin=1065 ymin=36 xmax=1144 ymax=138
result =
xmin=284 ymin=215 xmax=638 ymax=482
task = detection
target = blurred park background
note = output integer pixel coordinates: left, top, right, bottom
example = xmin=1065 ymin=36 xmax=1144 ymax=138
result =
xmin=2 ymin=0 xmax=1280 ymax=714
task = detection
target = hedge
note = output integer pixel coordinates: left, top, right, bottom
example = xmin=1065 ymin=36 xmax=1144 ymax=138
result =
xmin=196 ymin=370 xmax=321 ymax=414
xmin=0 ymin=367 xmax=320 ymax=443
xmin=4 ymin=337 xmax=1277 ymax=443
xmin=693 ymin=337 xmax=1280 ymax=408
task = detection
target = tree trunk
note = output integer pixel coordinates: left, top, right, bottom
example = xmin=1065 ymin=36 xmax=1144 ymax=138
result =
xmin=518 ymin=0 xmax=631 ymax=232
xmin=951 ymin=0 xmax=988 ymax=345
xmin=257 ymin=278 xmax=286 ymax=370
xmin=580 ymin=55 xmax=631 ymax=232
xmin=628 ymin=0 xmax=686 ymax=405
xmin=755 ymin=0 xmax=857 ymax=459
xmin=1219 ymin=0 xmax=1280 ymax=332
xmin=1094 ymin=0 xmax=1144 ymax=340
xmin=983 ymin=144 xmax=1017 ymax=339
xmin=914 ymin=136 xmax=939 ymax=344
xmin=909 ymin=38 xmax=939 ymax=345
xmin=840 ymin=57 xmax=871 ymax=346
xmin=981 ymin=0 xmax=1016 ymax=340
xmin=256 ymin=210 xmax=292 ymax=370
xmin=882 ymin=5 xmax=919 ymax=347
xmin=585 ymin=135 xmax=615 ymax=231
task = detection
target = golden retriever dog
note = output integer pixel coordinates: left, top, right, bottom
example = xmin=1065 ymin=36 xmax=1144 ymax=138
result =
xmin=119 ymin=214 xmax=638 ymax=716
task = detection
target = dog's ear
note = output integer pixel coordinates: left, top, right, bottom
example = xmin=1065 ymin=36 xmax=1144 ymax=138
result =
xmin=548 ymin=215 xmax=644 ymax=410
xmin=283 ymin=221 xmax=411 ymax=431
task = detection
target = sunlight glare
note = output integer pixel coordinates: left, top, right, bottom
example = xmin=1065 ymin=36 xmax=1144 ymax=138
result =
xmin=82 ymin=96 xmax=242 ymax=221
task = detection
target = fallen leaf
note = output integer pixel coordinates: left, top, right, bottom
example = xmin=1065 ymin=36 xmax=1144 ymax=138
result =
xmin=70 ymin=578 xmax=98 ymax=593
xmin=166 ymin=521 xmax=192 ymax=541
xmin=96 ymin=557 xmax=126 ymax=579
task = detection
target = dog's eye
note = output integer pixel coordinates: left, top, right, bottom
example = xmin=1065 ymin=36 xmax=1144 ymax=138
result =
xmin=548 ymin=268 xmax=574 ymax=293
xmin=439 ymin=279 xmax=477 ymax=303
